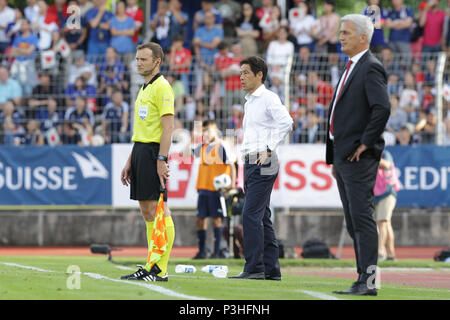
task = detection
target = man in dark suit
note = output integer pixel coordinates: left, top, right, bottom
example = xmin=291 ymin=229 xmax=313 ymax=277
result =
xmin=326 ymin=14 xmax=391 ymax=296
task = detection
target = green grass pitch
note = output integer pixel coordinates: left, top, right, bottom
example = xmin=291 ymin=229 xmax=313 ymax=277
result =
xmin=0 ymin=256 xmax=449 ymax=300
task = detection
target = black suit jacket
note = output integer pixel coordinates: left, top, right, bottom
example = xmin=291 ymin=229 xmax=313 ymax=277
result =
xmin=325 ymin=51 xmax=391 ymax=165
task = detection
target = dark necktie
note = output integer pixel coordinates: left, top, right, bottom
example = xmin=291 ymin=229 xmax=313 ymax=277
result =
xmin=330 ymin=60 xmax=353 ymax=136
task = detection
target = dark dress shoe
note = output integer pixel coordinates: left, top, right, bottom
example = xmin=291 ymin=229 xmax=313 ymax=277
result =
xmin=333 ymin=281 xmax=378 ymax=296
xmin=228 ymin=272 xmax=265 ymax=280
xmin=265 ymin=274 xmax=282 ymax=281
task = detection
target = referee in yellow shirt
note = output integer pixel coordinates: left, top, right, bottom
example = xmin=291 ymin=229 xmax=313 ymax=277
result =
xmin=120 ymin=42 xmax=175 ymax=282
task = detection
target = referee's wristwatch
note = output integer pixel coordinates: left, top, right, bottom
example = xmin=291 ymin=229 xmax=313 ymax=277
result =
xmin=157 ymin=155 xmax=168 ymax=162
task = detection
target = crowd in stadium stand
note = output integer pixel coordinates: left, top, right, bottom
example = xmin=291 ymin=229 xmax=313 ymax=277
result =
xmin=0 ymin=0 xmax=449 ymax=147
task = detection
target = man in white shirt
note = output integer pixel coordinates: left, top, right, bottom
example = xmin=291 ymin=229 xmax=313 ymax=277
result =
xmin=67 ymin=50 xmax=97 ymax=87
xmin=0 ymin=0 xmax=15 ymax=53
xmin=229 ymin=56 xmax=292 ymax=281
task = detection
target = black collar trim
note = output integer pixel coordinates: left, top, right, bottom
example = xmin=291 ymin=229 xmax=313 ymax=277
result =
xmin=143 ymin=73 xmax=161 ymax=90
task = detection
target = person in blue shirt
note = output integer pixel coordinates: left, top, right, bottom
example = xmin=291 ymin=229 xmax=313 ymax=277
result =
xmin=64 ymin=76 xmax=96 ymax=108
xmin=98 ymin=47 xmax=126 ymax=88
xmin=60 ymin=122 xmax=82 ymax=145
xmin=65 ymin=95 xmax=95 ymax=129
xmin=362 ymin=0 xmax=388 ymax=53
xmin=193 ymin=0 xmax=223 ymax=31
xmin=0 ymin=99 xmax=23 ymax=130
xmin=193 ymin=12 xmax=224 ymax=64
xmin=8 ymin=18 xmax=39 ymax=95
xmin=0 ymin=65 xmax=22 ymax=105
xmin=85 ymin=0 xmax=113 ymax=60
xmin=36 ymin=97 xmax=63 ymax=135
xmin=168 ymin=0 xmax=188 ymax=39
xmin=193 ymin=11 xmax=224 ymax=92
xmin=385 ymin=0 xmax=414 ymax=53
xmin=10 ymin=18 xmax=39 ymax=62
xmin=150 ymin=0 xmax=173 ymax=52
xmin=110 ymin=0 xmax=135 ymax=55
xmin=63 ymin=0 xmax=88 ymax=51
xmin=15 ymin=119 xmax=45 ymax=145
xmin=97 ymin=47 xmax=127 ymax=109
xmin=101 ymin=88 xmax=129 ymax=143
xmin=0 ymin=100 xmax=24 ymax=144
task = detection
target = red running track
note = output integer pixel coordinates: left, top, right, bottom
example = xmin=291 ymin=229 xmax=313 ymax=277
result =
xmin=0 ymin=246 xmax=446 ymax=260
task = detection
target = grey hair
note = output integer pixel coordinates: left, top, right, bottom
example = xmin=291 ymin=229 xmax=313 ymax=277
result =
xmin=341 ymin=14 xmax=374 ymax=44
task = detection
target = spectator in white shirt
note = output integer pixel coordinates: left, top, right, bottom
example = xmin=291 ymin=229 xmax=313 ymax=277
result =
xmin=266 ymin=26 xmax=294 ymax=82
xmin=399 ymin=71 xmax=420 ymax=124
xmin=386 ymin=94 xmax=408 ymax=134
xmin=24 ymin=0 xmax=39 ymax=24
xmin=289 ymin=0 xmax=316 ymax=52
xmin=78 ymin=0 xmax=94 ymax=17
xmin=32 ymin=0 xmax=60 ymax=51
xmin=0 ymin=0 xmax=15 ymax=53
xmin=67 ymin=50 xmax=97 ymax=87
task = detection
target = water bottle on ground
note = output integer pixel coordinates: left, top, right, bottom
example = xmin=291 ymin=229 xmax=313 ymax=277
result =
xmin=212 ymin=267 xmax=228 ymax=278
xmin=175 ymin=264 xmax=197 ymax=273
xmin=201 ymin=265 xmax=229 ymax=273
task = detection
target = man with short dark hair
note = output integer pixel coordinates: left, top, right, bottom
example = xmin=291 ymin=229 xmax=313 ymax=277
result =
xmin=228 ymin=56 xmax=292 ymax=280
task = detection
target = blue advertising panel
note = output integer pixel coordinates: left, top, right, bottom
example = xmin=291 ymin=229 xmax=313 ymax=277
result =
xmin=387 ymin=146 xmax=450 ymax=207
xmin=0 ymin=145 xmax=111 ymax=206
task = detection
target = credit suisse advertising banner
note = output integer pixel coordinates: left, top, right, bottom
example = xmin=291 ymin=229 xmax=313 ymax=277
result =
xmin=0 ymin=146 xmax=111 ymax=205
xmin=387 ymin=145 xmax=450 ymax=207
xmin=1 ymin=144 xmax=449 ymax=208
xmin=111 ymin=143 xmax=341 ymax=208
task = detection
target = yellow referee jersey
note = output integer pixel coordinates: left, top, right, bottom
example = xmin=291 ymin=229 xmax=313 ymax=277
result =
xmin=132 ymin=74 xmax=175 ymax=143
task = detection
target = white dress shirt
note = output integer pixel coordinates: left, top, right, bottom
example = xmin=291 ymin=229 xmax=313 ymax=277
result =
xmin=242 ymin=84 xmax=293 ymax=155
xmin=329 ymin=49 xmax=369 ymax=140
xmin=0 ymin=6 xmax=15 ymax=43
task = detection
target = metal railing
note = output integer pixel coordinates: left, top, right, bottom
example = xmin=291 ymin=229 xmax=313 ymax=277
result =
xmin=0 ymin=50 xmax=447 ymax=146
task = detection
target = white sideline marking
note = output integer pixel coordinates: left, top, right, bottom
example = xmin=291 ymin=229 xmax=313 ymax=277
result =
xmin=83 ymin=272 xmax=208 ymax=300
xmin=114 ymin=265 xmax=135 ymax=271
xmin=1 ymin=262 xmax=208 ymax=300
xmin=299 ymin=290 xmax=342 ymax=300
xmin=1 ymin=262 xmax=54 ymax=273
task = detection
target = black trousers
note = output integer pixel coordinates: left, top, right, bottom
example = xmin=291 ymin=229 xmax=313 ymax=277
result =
xmin=334 ymin=154 xmax=379 ymax=279
xmin=242 ymin=161 xmax=280 ymax=277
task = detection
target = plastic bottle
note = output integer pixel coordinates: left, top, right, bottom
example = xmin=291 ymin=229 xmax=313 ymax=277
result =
xmin=212 ymin=267 xmax=228 ymax=278
xmin=175 ymin=264 xmax=197 ymax=273
xmin=201 ymin=265 xmax=229 ymax=273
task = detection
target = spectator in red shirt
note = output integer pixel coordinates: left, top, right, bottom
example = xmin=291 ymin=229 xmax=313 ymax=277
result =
xmin=255 ymin=0 xmax=274 ymax=21
xmin=411 ymin=62 xmax=425 ymax=88
xmin=125 ymin=0 xmax=143 ymax=44
xmin=421 ymin=82 xmax=434 ymax=112
xmin=419 ymin=0 xmax=446 ymax=53
xmin=215 ymin=41 xmax=243 ymax=116
xmin=46 ymin=0 xmax=69 ymax=28
xmin=307 ymin=71 xmax=333 ymax=114
xmin=213 ymin=41 xmax=231 ymax=107
xmin=168 ymin=35 xmax=192 ymax=95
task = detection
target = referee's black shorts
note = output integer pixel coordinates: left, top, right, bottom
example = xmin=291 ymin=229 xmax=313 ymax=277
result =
xmin=130 ymin=142 xmax=168 ymax=202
